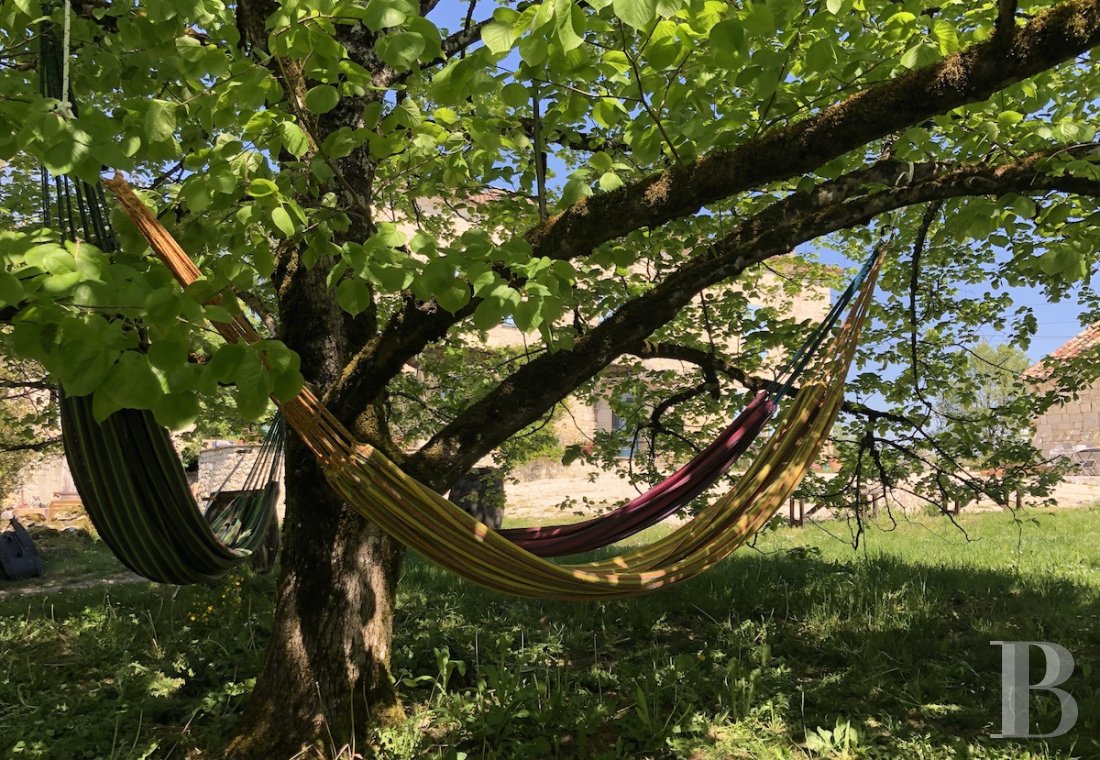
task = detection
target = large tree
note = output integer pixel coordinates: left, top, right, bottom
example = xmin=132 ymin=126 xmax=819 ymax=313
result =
xmin=2 ymin=0 xmax=1100 ymax=755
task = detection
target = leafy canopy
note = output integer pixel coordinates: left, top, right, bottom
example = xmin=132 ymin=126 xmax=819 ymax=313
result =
xmin=0 ymin=0 xmax=1096 ymax=504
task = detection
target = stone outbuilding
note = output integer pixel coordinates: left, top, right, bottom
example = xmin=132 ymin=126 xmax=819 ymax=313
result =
xmin=1026 ymin=323 xmax=1100 ymax=468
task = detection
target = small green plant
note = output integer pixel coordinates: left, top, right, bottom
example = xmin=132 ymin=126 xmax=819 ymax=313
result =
xmin=805 ymin=718 xmax=863 ymax=757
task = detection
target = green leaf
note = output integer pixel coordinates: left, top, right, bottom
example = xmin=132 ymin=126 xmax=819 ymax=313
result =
xmin=1013 ymin=196 xmax=1037 ymax=219
xmin=336 ymin=278 xmax=371 ymax=316
xmin=362 ymin=0 xmax=408 ymax=31
xmin=931 ymin=19 xmax=958 ymax=55
xmin=501 ymin=82 xmax=529 ymax=109
xmin=826 ymin=0 xmax=845 ymax=14
xmin=273 ymin=369 xmax=305 ymax=402
xmin=60 ymin=341 xmax=116 ymax=397
xmin=708 ymin=19 xmax=745 ymax=62
xmin=278 ymin=121 xmax=310 ymax=158
xmin=554 ymin=0 xmax=584 ymax=50
xmin=148 ymin=334 xmax=191 ymax=371
xmin=378 ymin=31 xmax=426 ymax=70
xmin=104 ymin=354 xmax=163 ymax=410
xmin=234 ymin=352 xmax=272 ymax=421
xmin=436 ymin=282 xmax=470 ymax=313
xmin=272 ymin=206 xmax=295 ymax=237
xmin=304 ymin=85 xmax=340 ymax=115
xmin=92 ymin=388 xmax=124 ymax=423
xmin=152 ymin=392 xmax=200 ymax=429
xmin=482 ymin=21 xmax=518 ymax=54
xmin=598 ymin=171 xmax=624 ymax=192
xmin=145 ymin=100 xmax=177 ymax=143
xmin=614 ymin=0 xmax=657 ymax=30
xmin=208 ymin=342 xmax=247 ymax=383
xmin=470 ymin=298 xmax=503 ymax=330
xmin=0 ymin=271 xmax=24 ymax=306
xmin=12 ymin=0 xmax=39 ymax=18
xmin=41 ymin=271 xmax=81 ymax=296
xmin=247 ymin=178 xmax=279 ymax=197
xmin=900 ymin=42 xmax=938 ymax=69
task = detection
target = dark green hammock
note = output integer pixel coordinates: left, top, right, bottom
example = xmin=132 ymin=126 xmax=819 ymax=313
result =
xmin=36 ymin=15 xmax=283 ymax=585
xmin=60 ymin=393 xmax=284 ymax=584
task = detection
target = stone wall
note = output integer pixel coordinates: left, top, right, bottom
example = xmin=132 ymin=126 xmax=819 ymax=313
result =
xmin=196 ymin=443 xmax=286 ymax=516
xmin=2 ymin=454 xmax=77 ymax=511
xmin=1032 ymin=382 xmax=1100 ymax=458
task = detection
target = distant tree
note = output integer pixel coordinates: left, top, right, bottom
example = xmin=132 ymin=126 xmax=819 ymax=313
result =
xmin=0 ymin=360 xmax=56 ymax=502
xmin=938 ymin=340 xmax=1033 ymax=449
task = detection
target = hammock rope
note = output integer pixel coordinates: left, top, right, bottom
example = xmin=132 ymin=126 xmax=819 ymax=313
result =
xmin=101 ymin=174 xmax=883 ymax=599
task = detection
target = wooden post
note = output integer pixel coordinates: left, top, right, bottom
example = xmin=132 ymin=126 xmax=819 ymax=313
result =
xmin=789 ymin=497 xmax=804 ymax=527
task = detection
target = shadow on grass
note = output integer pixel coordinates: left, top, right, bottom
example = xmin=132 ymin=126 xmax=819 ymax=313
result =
xmin=1 ymin=528 xmax=1098 ymax=759
xmin=393 ymin=548 xmax=1100 ymax=759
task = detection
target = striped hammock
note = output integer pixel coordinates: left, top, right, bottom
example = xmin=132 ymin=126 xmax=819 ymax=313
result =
xmin=99 ymin=174 xmax=881 ymax=599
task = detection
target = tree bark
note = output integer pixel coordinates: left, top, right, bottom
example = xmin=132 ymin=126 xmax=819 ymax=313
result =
xmin=225 ymin=439 xmax=404 ymax=759
xmin=226 ymin=245 xmax=405 ymax=757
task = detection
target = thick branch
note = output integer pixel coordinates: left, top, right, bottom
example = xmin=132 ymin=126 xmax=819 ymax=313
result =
xmin=405 ymin=147 xmax=1100 ymax=482
xmin=629 ymin=341 xmax=766 ymax=391
xmin=0 ymin=437 xmax=61 ymax=454
xmin=367 ymin=0 xmax=1100 ymax=406
xmin=526 ymin=0 xmax=1100 ymax=262
xmin=0 ymin=379 xmax=54 ymax=391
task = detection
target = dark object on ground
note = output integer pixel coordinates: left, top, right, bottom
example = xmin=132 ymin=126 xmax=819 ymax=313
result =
xmin=449 ymin=467 xmax=506 ymax=529
xmin=0 ymin=517 xmax=44 ymax=581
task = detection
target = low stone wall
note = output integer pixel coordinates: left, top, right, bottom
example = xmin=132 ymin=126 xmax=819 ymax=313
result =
xmin=196 ymin=444 xmax=286 ymax=517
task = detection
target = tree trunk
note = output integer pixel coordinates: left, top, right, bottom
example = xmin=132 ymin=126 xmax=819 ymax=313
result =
xmin=225 ymin=439 xmax=403 ymax=759
xmin=226 ymin=247 xmax=404 ymax=757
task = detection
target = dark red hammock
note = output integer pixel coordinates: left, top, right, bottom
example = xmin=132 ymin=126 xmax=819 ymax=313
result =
xmin=498 ymin=390 xmax=776 ymax=557
xmin=496 ymin=243 xmax=879 ymax=557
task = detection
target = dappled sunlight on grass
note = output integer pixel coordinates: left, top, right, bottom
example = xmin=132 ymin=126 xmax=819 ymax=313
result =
xmin=0 ymin=508 xmax=1098 ymax=757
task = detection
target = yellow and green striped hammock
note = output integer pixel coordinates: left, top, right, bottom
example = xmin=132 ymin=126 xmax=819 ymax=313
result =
xmin=104 ymin=174 xmax=881 ymax=600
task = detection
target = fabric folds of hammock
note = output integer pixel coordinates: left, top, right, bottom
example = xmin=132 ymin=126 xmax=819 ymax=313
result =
xmin=498 ymin=244 xmax=882 ymax=557
xmin=60 ymin=392 xmax=285 ymax=584
xmin=498 ymin=390 xmax=775 ymax=556
xmin=104 ymin=174 xmax=881 ymax=599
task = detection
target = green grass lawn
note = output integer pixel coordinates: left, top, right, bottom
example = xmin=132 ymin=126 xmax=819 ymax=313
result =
xmin=1 ymin=507 xmax=1099 ymax=759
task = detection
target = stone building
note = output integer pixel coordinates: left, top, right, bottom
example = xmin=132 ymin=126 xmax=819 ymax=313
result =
xmin=470 ymin=267 xmax=831 ymax=452
xmin=1026 ymin=323 xmax=1100 ymax=464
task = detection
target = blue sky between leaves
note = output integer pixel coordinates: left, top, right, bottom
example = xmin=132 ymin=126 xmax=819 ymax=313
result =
xmin=429 ymin=0 xmax=1091 ymax=365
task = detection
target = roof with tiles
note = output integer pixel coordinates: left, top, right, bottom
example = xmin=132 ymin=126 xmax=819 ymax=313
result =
xmin=1023 ymin=322 xmax=1100 ymax=380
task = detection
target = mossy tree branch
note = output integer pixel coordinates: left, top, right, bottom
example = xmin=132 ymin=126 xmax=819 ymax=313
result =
xmin=404 ymin=147 xmax=1100 ymax=484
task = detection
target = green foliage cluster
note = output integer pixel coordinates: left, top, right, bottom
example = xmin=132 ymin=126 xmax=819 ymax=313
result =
xmin=0 ymin=0 xmax=1097 ymax=505
xmin=0 ymin=360 xmax=54 ymax=499
xmin=3 ymin=508 xmax=1100 ymax=758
